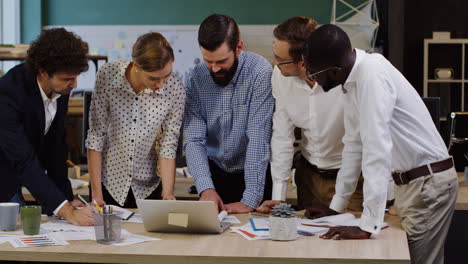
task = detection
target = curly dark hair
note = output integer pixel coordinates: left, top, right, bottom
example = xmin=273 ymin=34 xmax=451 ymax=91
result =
xmin=26 ymin=28 xmax=89 ymax=76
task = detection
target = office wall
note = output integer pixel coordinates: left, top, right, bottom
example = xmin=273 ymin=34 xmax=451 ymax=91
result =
xmin=43 ymin=0 xmax=333 ymax=25
xmin=403 ymin=0 xmax=468 ymax=94
xmin=22 ymin=0 xmax=339 ymax=43
xmin=20 ymin=0 xmax=42 ymax=44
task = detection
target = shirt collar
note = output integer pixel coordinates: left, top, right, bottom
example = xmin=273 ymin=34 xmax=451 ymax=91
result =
xmin=296 ymin=78 xmax=320 ymax=93
xmin=144 ymin=86 xmax=165 ymax=95
xmin=342 ymin=48 xmax=366 ymax=93
xmin=37 ymin=78 xmax=61 ymax=102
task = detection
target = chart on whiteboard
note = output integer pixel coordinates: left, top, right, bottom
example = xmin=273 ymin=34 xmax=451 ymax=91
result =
xmin=47 ymin=25 xmax=202 ymax=92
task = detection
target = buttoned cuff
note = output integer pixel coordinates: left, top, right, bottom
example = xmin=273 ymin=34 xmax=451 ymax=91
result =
xmin=272 ymin=182 xmax=287 ymax=201
xmin=241 ymin=189 xmax=263 ymax=209
xmin=85 ymin=134 xmax=106 ymax=152
xmin=53 ymin=200 xmax=69 ymax=216
xmin=359 ymin=214 xmax=383 ymax=235
xmin=194 ymin=177 xmax=215 ymax=196
xmin=329 ymin=194 xmax=349 ymax=213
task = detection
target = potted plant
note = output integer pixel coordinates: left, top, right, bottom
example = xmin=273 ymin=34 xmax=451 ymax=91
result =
xmin=269 ymin=203 xmax=297 ymax=241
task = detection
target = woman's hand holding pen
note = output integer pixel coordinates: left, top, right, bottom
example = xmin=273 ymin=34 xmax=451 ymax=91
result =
xmin=92 ymin=195 xmax=106 ymax=207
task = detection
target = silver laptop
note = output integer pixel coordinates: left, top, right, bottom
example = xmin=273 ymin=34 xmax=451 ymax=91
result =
xmin=136 ymin=199 xmax=231 ymax=234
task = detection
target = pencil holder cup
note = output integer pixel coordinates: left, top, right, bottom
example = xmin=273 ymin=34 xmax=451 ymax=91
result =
xmin=92 ymin=212 xmax=122 ymax=244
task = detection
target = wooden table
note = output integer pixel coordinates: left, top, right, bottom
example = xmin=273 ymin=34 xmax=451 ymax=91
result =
xmin=0 ymin=213 xmax=410 ymax=264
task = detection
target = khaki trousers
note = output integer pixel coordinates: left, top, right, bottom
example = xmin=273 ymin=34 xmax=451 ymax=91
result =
xmin=394 ymin=167 xmax=458 ymax=264
xmin=294 ymin=155 xmax=364 ymax=211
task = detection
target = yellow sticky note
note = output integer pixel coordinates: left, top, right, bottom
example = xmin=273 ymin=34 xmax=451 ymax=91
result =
xmin=114 ymin=40 xmax=125 ymax=49
xmin=168 ymin=213 xmax=189 ymax=227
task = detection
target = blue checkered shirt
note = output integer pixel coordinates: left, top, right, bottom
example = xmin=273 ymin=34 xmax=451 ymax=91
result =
xmin=183 ymin=52 xmax=274 ymax=208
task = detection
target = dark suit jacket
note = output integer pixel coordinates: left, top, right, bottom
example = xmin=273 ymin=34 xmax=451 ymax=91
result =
xmin=0 ymin=63 xmax=73 ymax=214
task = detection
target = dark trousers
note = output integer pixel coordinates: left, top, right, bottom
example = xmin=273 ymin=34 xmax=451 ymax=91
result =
xmin=208 ymin=159 xmax=272 ymax=205
xmin=294 ymin=154 xmax=364 ymax=211
xmin=101 ymin=183 xmax=162 ymax=208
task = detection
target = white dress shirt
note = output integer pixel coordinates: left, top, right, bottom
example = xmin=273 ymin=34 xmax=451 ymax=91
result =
xmin=37 ymin=80 xmax=61 ymax=135
xmin=270 ymin=66 xmax=345 ymax=201
xmin=329 ymin=49 xmax=449 ymax=234
xmin=37 ymin=80 xmax=68 ymax=215
xmin=86 ymin=60 xmax=185 ymax=206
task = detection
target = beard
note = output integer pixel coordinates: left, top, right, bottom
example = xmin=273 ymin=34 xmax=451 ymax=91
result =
xmin=209 ymin=58 xmax=239 ymax=87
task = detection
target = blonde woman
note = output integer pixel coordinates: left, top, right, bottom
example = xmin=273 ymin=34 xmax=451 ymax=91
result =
xmin=86 ymin=32 xmax=185 ymax=208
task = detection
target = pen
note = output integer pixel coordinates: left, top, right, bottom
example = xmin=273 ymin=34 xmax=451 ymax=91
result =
xmin=93 ymin=200 xmax=103 ymax=214
xmin=78 ymin=195 xmax=94 ymax=211
xmin=248 ymin=212 xmax=269 ymax=217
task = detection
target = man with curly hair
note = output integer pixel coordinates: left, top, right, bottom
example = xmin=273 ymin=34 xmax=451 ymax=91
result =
xmin=0 ymin=28 xmax=93 ymax=226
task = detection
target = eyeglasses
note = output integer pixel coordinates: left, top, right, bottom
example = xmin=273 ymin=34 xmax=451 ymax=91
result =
xmin=306 ymin=67 xmax=340 ymax=82
xmin=275 ymin=60 xmax=298 ymax=68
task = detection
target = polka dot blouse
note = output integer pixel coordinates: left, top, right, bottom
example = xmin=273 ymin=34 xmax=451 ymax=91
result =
xmin=86 ymin=59 xmax=185 ymax=206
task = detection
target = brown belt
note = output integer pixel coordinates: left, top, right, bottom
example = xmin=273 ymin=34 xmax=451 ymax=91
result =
xmin=300 ymin=156 xmax=340 ymax=179
xmin=392 ymin=157 xmax=453 ymax=185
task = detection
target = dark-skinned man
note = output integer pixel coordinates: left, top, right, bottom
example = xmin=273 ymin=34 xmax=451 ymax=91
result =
xmin=302 ymin=24 xmax=457 ymax=264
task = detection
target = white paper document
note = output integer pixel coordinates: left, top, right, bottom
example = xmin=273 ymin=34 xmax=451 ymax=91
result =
xmin=230 ymin=224 xmax=270 ymax=240
xmin=113 ymin=230 xmax=160 ymax=246
xmin=216 ymin=211 xmax=240 ymax=224
xmin=298 ymin=213 xmax=388 ymax=236
xmin=124 ymin=214 xmax=144 ymax=223
xmin=0 ymin=231 xmax=23 ymax=244
xmin=109 ymin=205 xmax=135 ymax=220
xmin=221 ymin=215 xmax=241 ymax=224
xmin=9 ymin=234 xmax=69 ymax=248
xmin=69 ymin=178 xmax=89 ymax=189
xmin=40 ymin=219 xmax=161 ymax=245
xmin=231 ymin=213 xmax=389 ymax=240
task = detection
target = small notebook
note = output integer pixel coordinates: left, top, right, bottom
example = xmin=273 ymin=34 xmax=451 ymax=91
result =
xmin=109 ymin=205 xmax=135 ymax=220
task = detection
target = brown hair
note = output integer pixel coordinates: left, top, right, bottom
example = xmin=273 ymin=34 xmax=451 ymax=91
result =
xmin=26 ymin=27 xmax=89 ymax=75
xmin=198 ymin=14 xmax=240 ymax=52
xmin=273 ymin=16 xmax=318 ymax=62
xmin=132 ymin=32 xmax=174 ymax=72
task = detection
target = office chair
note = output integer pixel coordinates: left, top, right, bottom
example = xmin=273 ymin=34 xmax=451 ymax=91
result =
xmin=447 ymin=112 xmax=468 ymax=171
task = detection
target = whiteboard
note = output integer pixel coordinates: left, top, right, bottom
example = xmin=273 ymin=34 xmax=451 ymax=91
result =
xmin=47 ymin=25 xmax=276 ymax=92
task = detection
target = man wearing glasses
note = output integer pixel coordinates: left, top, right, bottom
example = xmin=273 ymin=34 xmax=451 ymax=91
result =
xmin=302 ymin=24 xmax=457 ymax=264
xmin=257 ymin=17 xmax=364 ymax=214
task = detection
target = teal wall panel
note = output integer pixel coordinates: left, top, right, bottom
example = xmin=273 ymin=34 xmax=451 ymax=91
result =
xmin=21 ymin=0 xmax=375 ymax=43
xmin=20 ymin=0 xmax=42 ymax=43
xmin=42 ymin=0 xmax=333 ymax=25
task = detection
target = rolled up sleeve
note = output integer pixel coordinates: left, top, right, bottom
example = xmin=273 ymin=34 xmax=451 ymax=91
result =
xmin=85 ymin=67 xmax=109 ymax=152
